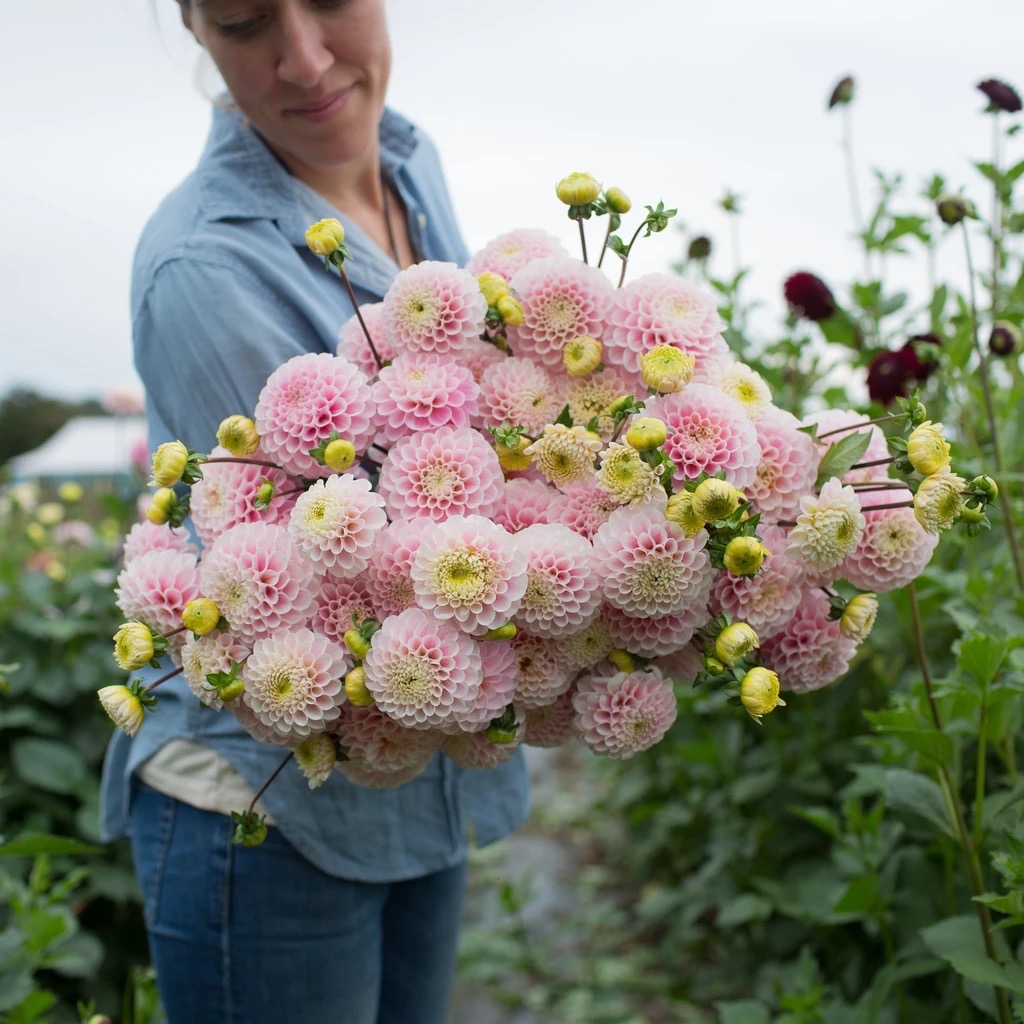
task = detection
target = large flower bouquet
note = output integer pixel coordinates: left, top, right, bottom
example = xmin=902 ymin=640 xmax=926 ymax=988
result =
xmin=99 ymin=172 xmax=996 ymax=835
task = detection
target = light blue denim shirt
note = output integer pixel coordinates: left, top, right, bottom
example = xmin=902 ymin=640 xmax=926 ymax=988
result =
xmin=100 ymin=102 xmax=530 ymax=882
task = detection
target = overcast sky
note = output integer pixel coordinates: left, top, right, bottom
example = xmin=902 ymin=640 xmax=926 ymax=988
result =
xmin=2 ymin=0 xmax=1021 ymax=402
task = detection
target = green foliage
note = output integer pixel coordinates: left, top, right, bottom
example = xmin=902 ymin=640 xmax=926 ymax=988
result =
xmin=0 ymin=391 xmax=105 ymax=471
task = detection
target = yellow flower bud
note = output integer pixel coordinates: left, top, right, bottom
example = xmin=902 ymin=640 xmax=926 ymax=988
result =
xmin=640 ymin=345 xmax=695 ymax=393
xmin=971 ymin=475 xmax=998 ymax=502
xmin=145 ymin=488 xmax=178 ymax=525
xmin=483 ymin=623 xmax=518 ymax=641
xmin=691 ymin=478 xmax=742 ymax=522
xmin=97 ymin=684 xmax=146 ymax=737
xmin=906 ymin=420 xmax=951 ymax=476
xmin=913 ymin=468 xmax=966 ymax=535
xmin=26 ymin=522 xmax=46 ymax=544
xmin=45 ymin=560 xmax=67 ymax=583
xmin=495 ymin=294 xmax=524 ymax=326
xmin=605 ymin=186 xmax=632 ymax=214
xmin=608 ymin=649 xmax=637 ymax=673
xmin=739 ymin=667 xmax=785 ymax=724
xmin=36 ymin=502 xmax=65 ymax=526
xmin=218 ymin=677 xmax=245 ymax=702
xmin=344 ymin=628 xmax=371 ymax=660
xmin=150 ymin=440 xmax=190 ymax=488
xmin=58 ymin=481 xmax=84 ymax=503
xmin=113 ymin=621 xmax=156 ymax=671
xmin=305 ymin=217 xmax=346 ymax=257
xmin=563 ymin=336 xmax=603 ymax=377
xmin=665 ymin=491 xmax=706 ymax=537
xmin=625 ymin=417 xmax=667 ymax=451
xmin=723 ymin=536 xmax=769 ymax=576
xmin=344 ymin=666 xmax=375 ymax=707
xmin=477 ymin=271 xmax=510 ymax=306
xmin=183 ymin=598 xmax=222 ymax=637
xmin=840 ymin=593 xmax=878 ymax=643
xmin=496 ymin=436 xmax=534 ymax=473
xmin=555 ymin=172 xmax=603 ymax=207
xmin=216 ymin=415 xmax=260 ymax=456
xmin=714 ymin=622 xmax=760 ymax=665
xmin=324 ymin=438 xmax=357 ymax=473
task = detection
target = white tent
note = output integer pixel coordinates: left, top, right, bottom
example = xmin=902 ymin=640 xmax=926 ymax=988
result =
xmin=7 ymin=416 xmax=146 ymax=480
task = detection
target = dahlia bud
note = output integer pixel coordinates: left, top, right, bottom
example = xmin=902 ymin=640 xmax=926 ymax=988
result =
xmin=496 ymin=435 xmax=533 ymax=473
xmin=906 ymin=420 xmax=951 ymax=476
xmin=112 ymin=622 xmax=156 ymax=671
xmin=691 ymin=478 xmax=742 ymax=522
xmin=294 ymin=734 xmax=338 ymax=790
xmin=687 ymin=236 xmax=712 ymax=261
xmin=989 ymin=321 xmax=1021 ymax=358
xmin=913 ymin=468 xmax=966 ymax=534
xmin=323 ymin=438 xmax=357 ymax=473
xmin=495 ymin=294 xmax=524 ymax=326
xmin=145 ymin=487 xmax=179 ymax=526
xmin=608 ymin=649 xmax=637 ymax=673
xmin=254 ymin=479 xmax=276 ymax=511
xmin=604 ymin=186 xmax=632 ymax=214
xmin=665 ymin=491 xmax=706 ymax=537
xmin=58 ymin=481 xmax=84 ymax=503
xmin=216 ymin=415 xmax=260 ymax=456
xmin=739 ymin=667 xmax=785 ymax=725
xmin=477 ymin=271 xmax=510 ymax=307
xmin=641 ymin=345 xmax=695 ymax=393
xmin=183 ymin=598 xmax=222 ymax=637
xmin=936 ymin=194 xmax=973 ymax=226
xmin=483 ymin=623 xmax=518 ymax=641
xmin=97 ymin=684 xmax=147 ymax=737
xmin=555 ymin=172 xmax=602 ymax=207
xmin=703 ymin=655 xmax=727 ymax=675
xmin=977 ymin=78 xmax=1022 ymax=114
xmin=563 ymin=336 xmax=603 ymax=377
xmin=714 ymin=622 xmax=760 ymax=665
xmin=231 ymin=810 xmax=268 ymax=848
xmin=344 ymin=666 xmax=375 ymax=706
xmin=827 ymin=75 xmax=855 ymax=109
xmin=840 ymin=593 xmax=879 ymax=642
xmin=150 ymin=440 xmax=190 ymax=488
xmin=344 ymin=628 xmax=371 ymax=661
xmin=217 ymin=676 xmax=245 ymax=702
xmin=305 ymin=217 xmax=346 ymax=257
xmin=723 ymin=536 xmax=769 ymax=576
xmin=625 ymin=417 xmax=667 ymax=451
xmin=784 ymin=271 xmax=836 ymax=322
xmin=970 ymin=475 xmax=999 ymax=503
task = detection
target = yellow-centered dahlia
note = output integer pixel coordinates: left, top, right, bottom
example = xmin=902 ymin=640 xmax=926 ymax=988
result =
xmin=913 ymin=468 xmax=966 ymax=534
xmin=597 ymin=442 xmax=663 ymax=505
xmin=524 ymin=424 xmax=602 ymax=488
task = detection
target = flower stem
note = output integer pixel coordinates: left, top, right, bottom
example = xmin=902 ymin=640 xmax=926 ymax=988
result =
xmin=576 ymin=216 xmax=589 ymax=265
xmin=858 ymin=500 xmax=913 ymax=513
xmin=816 ymin=414 xmax=902 ymax=440
xmin=960 ymin=221 xmax=1024 ymax=592
xmin=990 ymin=114 xmax=1003 ymax=318
xmin=247 ymin=752 xmax=295 ymax=815
xmin=849 ymin=456 xmax=895 ymax=470
xmin=145 ymin=665 xmax=183 ymax=693
xmin=596 ymin=219 xmax=612 ymax=269
xmin=338 ymin=268 xmax=384 ymax=371
xmin=205 ymin=456 xmax=287 ymax=471
xmin=841 ymin=103 xmax=867 ymax=278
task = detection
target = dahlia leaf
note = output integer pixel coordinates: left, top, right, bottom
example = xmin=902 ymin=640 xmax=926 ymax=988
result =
xmin=814 ymin=432 xmax=872 ymax=488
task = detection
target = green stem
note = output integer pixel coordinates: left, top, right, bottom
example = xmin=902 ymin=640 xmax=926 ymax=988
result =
xmin=247 ymin=752 xmax=294 ymax=815
xmin=576 ymin=215 xmax=589 ymax=265
xmin=596 ymin=219 xmax=613 ymax=269
xmin=1004 ymin=737 xmax=1018 ymax=788
xmin=960 ymin=221 xmax=1024 ymax=592
xmin=974 ymin=687 xmax=988 ymax=850
xmin=816 ymin=413 xmax=903 ymax=439
xmin=841 ymin=103 xmax=867 ymax=279
xmin=338 ymin=267 xmax=384 ymax=370
xmin=144 ymin=665 xmax=183 ymax=693
xmin=991 ymin=113 xmax=1003 ymax=318
xmin=616 ymin=219 xmax=652 ymax=288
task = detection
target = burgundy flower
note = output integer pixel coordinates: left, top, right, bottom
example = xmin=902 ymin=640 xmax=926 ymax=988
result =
xmin=828 ymin=76 xmax=855 ymax=110
xmin=989 ymin=321 xmax=1021 ymax=357
xmin=866 ymin=348 xmax=921 ymax=405
xmin=903 ymin=333 xmax=942 ymax=382
xmin=784 ymin=271 xmax=836 ymax=322
xmin=977 ymin=79 xmax=1022 ymax=114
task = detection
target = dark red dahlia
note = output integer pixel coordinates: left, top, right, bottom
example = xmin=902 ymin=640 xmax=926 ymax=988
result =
xmin=828 ymin=76 xmax=855 ymax=109
xmin=903 ymin=333 xmax=942 ymax=382
xmin=977 ymin=79 xmax=1022 ymax=114
xmin=687 ymin=235 xmax=712 ymax=261
xmin=989 ymin=321 xmax=1021 ymax=357
xmin=784 ymin=271 xmax=836 ymax=322
xmin=866 ymin=348 xmax=921 ymax=405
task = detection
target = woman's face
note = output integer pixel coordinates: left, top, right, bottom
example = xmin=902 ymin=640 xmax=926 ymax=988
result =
xmin=182 ymin=0 xmax=391 ymax=174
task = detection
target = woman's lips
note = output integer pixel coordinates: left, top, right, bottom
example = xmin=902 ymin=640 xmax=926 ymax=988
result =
xmin=285 ymin=86 xmax=353 ymax=122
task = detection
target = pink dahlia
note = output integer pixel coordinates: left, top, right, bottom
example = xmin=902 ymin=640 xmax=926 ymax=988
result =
xmin=338 ymin=759 xmax=434 ymax=790
xmin=309 ymin=576 xmax=376 ymax=645
xmin=603 ymin=602 xmax=705 ymax=659
xmin=760 ymin=589 xmax=857 ymax=693
xmin=592 ymin=506 xmax=714 ymax=618
xmin=492 ymin=478 xmax=570 ymax=534
xmin=446 ymin=640 xmax=520 ymax=733
xmin=189 ymin=445 xmax=295 ymax=547
xmin=693 ymin=356 xmax=773 ymax=421
xmin=442 ymin=727 xmax=524 ymax=770
xmin=563 ymin=612 xmax=616 ymax=670
xmin=786 ymin=477 xmax=865 ymax=584
xmin=842 ymin=492 xmax=938 ymax=592
xmin=603 ymin=273 xmax=727 ymax=377
xmin=512 ymin=523 xmax=601 ymax=639
xmin=523 ymin=689 xmax=578 ymax=748
xmin=336 ymin=301 xmax=395 ymax=377
xmin=362 ymin=607 xmax=484 ymax=730
xmin=510 ymin=632 xmax=574 ymax=709
xmin=559 ymin=479 xmax=622 ymax=540
xmin=461 ymin=339 xmax=509 ymax=382
xmin=564 ymin=368 xmax=639 ymax=439
xmin=645 ymin=384 xmax=762 ymax=490
xmin=507 ymin=256 xmax=614 ymax=369
xmin=573 ymin=668 xmax=678 ymax=759
xmin=254 ymin=353 xmax=375 ymax=478
xmin=334 ymin=704 xmax=439 ymax=776
xmin=180 ymin=631 xmax=251 ymax=710
xmin=747 ymin=409 xmax=820 ymax=521
xmin=288 ymin=474 xmax=387 ymax=578
xmin=803 ymin=409 xmax=891 ymax=485
xmin=477 ymin=357 xmax=561 ymax=437
xmin=466 ymin=228 xmax=568 ymax=280
xmin=199 ymin=521 xmax=318 ymax=644
xmin=377 ymin=425 xmax=503 ymax=523
xmin=381 ymin=261 xmax=486 ymax=358
xmin=370 ymin=354 xmax=478 ymax=443
xmin=411 ymin=515 xmax=527 ymax=634
xmin=121 ymin=521 xmax=197 ymax=564
xmin=654 ymin=642 xmax=704 ymax=687
xmin=241 ymin=627 xmax=349 ymax=739
xmin=115 ymin=549 xmax=200 ymax=641
xmin=365 ymin=519 xmax=429 ymax=620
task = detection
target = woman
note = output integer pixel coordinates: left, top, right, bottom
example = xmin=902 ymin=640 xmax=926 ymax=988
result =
xmin=101 ymin=2 xmax=530 ymax=1021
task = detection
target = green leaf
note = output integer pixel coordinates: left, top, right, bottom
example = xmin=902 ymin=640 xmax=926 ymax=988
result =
xmin=716 ymin=1000 xmax=772 ymax=1024
xmin=884 ymin=768 xmax=955 ymax=838
xmin=815 ymin=432 xmax=873 ymax=488
xmin=717 ymin=893 xmax=773 ymax=927
xmin=921 ymin=914 xmax=1024 ymax=993
xmin=928 ymin=283 xmax=948 ymax=325
xmin=10 ymin=739 xmax=90 ymax=798
xmin=833 ymin=874 xmax=880 ymax=917
xmin=554 ymin=404 xmax=573 ymax=428
xmin=818 ymin=312 xmax=862 ymax=350
xmin=865 ymin=707 xmax=954 ymax=765
xmin=0 ymin=833 xmax=100 ymax=859
xmin=958 ymin=632 xmax=1009 ymax=688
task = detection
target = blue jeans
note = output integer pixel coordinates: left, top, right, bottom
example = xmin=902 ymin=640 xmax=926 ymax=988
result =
xmin=129 ymin=781 xmax=467 ymax=1024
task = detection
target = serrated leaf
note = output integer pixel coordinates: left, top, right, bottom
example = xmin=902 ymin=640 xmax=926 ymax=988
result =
xmin=815 ymin=431 xmax=873 ymax=488
xmin=10 ymin=740 xmax=90 ymax=798
xmin=921 ymin=914 xmax=1024 ymax=993
xmin=884 ymin=768 xmax=954 ymax=838
xmin=958 ymin=632 xmax=1009 ymax=688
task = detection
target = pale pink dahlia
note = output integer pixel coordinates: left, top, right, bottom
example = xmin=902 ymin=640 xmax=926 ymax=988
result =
xmin=603 ymin=602 xmax=705 ymax=659
xmin=510 ymin=632 xmax=574 ymax=709
xmin=477 ymin=357 xmax=561 ymax=437
xmin=573 ymin=668 xmax=678 ymax=758
xmin=338 ymin=759 xmax=434 ymax=790
xmin=365 ymin=519 xmax=428 ymax=620
xmin=377 ymin=426 xmax=503 ymax=523
xmin=180 ymin=631 xmax=251 ymax=710
xmin=760 ymin=589 xmax=857 ymax=693
xmin=512 ymin=523 xmax=601 ymax=639
xmin=334 ymin=704 xmax=439 ymax=776
xmin=507 ymin=256 xmax=614 ymax=369
xmin=362 ymin=607 xmax=484 ymax=730
xmin=603 ymin=274 xmax=727 ymax=377
xmin=242 ymin=627 xmax=349 ymax=738
xmin=564 ymin=368 xmax=638 ymax=440
xmin=693 ymin=356 xmax=773 ymax=420
xmin=447 ymin=640 xmax=519 ymax=733
xmin=461 ymin=340 xmax=509 ymax=383
xmin=524 ymin=689 xmax=578 ymax=748
xmin=199 ymin=521 xmax=318 ymax=644
xmin=466 ymin=228 xmax=568 ymax=280
xmin=747 ymin=409 xmax=820 ymax=521
xmin=336 ymin=302 xmax=395 ymax=377
xmin=189 ymin=445 xmax=295 ymax=547
xmin=442 ymin=727 xmax=524 ymax=770
xmin=559 ymin=479 xmax=622 ymax=540
xmin=115 ymin=549 xmax=200 ymax=641
xmin=491 ymin=478 xmax=570 ymax=534
xmin=411 ymin=515 xmax=527 ymax=634
xmin=381 ymin=261 xmax=486 ymax=358
xmin=254 ymin=353 xmax=375 ymax=478
xmin=562 ymin=612 xmax=617 ymax=670
xmin=592 ymin=506 xmax=714 ymax=618
xmin=803 ymin=409 xmax=892 ymax=484
xmin=654 ymin=643 xmax=704 ymax=687
xmin=309 ymin=577 xmax=376 ymax=644
xmin=842 ymin=492 xmax=938 ymax=592
xmin=645 ymin=385 xmax=762 ymax=490
xmin=370 ymin=354 xmax=479 ymax=443
xmin=786 ymin=477 xmax=865 ymax=583
xmin=288 ymin=474 xmax=387 ymax=578
xmin=121 ymin=521 xmax=198 ymax=564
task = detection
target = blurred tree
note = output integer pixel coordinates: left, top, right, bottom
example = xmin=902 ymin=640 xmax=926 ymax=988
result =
xmin=0 ymin=388 xmax=104 ymax=468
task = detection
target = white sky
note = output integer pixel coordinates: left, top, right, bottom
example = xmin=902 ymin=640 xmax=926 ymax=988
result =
xmin=2 ymin=0 xmax=1021 ymax=401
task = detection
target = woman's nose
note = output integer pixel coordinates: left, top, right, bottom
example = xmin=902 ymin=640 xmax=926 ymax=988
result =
xmin=276 ymin=9 xmax=333 ymax=87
